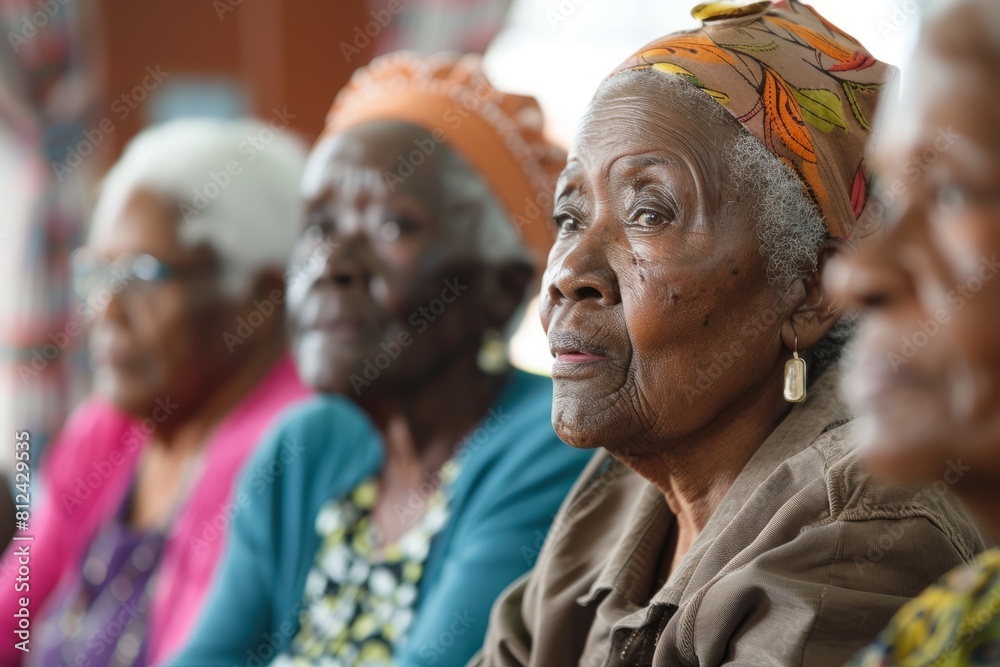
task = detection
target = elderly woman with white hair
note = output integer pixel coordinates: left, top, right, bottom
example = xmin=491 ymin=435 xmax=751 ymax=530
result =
xmin=0 ymin=118 xmax=312 ymax=667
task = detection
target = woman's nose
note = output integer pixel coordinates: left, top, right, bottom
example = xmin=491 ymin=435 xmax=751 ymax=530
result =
xmin=825 ymin=210 xmax=917 ymax=313
xmin=544 ymin=228 xmax=620 ymax=307
xmin=320 ymin=231 xmax=372 ymax=291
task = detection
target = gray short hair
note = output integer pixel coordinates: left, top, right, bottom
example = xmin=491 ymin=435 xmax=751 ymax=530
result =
xmin=721 ymin=123 xmax=855 ymax=376
xmin=91 ymin=117 xmax=307 ymax=297
xmin=436 ymin=138 xmax=534 ymax=339
xmin=437 ymin=138 xmax=533 ymax=268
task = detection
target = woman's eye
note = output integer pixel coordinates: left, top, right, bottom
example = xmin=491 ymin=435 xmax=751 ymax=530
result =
xmin=936 ymin=185 xmax=968 ymax=211
xmin=554 ymin=214 xmax=579 ymax=232
xmin=378 ymin=216 xmax=420 ymax=241
xmin=380 ymin=220 xmax=401 ymax=241
xmin=630 ymin=208 xmax=673 ymax=228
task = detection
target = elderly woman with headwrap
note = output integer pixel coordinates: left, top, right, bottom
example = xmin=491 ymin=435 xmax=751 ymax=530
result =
xmin=0 ymin=119 xmax=312 ymax=667
xmin=169 ymin=54 xmax=590 ymax=667
xmin=473 ymin=2 xmax=992 ymax=666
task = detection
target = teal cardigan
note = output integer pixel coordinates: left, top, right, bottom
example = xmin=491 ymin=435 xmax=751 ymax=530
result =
xmin=170 ymin=370 xmax=592 ymax=667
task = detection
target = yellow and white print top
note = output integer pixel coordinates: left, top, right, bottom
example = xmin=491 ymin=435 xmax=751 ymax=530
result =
xmin=850 ymin=548 xmax=1000 ymax=666
xmin=274 ymin=460 xmax=461 ymax=667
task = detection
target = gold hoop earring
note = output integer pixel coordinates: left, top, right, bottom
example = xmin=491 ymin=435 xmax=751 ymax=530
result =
xmin=783 ymin=335 xmax=807 ymax=403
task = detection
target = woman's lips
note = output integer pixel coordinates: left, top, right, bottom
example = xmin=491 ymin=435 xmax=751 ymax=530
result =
xmin=548 ymin=330 xmax=613 ymax=375
xmin=555 ymin=352 xmax=607 ymax=363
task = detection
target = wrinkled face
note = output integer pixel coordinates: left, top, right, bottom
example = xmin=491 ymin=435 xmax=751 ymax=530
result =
xmin=540 ymin=76 xmax=791 ymax=454
xmin=288 ymin=122 xmax=511 ymax=398
xmin=832 ymin=9 xmax=1000 ymax=483
xmin=83 ymin=188 xmax=239 ymax=418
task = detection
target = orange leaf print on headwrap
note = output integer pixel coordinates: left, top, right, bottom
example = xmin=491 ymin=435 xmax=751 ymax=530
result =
xmin=850 ymin=162 xmax=868 ymax=219
xmin=639 ymin=35 xmax=736 ymax=67
xmin=828 ymin=50 xmax=877 ymax=72
xmin=761 ymin=67 xmax=816 ymax=163
xmin=770 ymin=16 xmax=853 ymax=64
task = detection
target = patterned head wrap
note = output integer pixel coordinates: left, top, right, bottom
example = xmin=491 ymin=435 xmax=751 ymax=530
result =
xmin=612 ymin=0 xmax=896 ymax=244
xmin=324 ymin=52 xmax=567 ymax=265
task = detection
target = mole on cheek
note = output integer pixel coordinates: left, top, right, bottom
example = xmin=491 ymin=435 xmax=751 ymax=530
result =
xmin=731 ymin=267 xmax=739 ymax=276
xmin=702 ymin=315 xmax=710 ymax=327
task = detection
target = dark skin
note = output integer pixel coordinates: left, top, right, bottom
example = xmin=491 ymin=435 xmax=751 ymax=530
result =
xmin=87 ymin=188 xmax=287 ymax=529
xmin=827 ymin=0 xmax=1000 ymax=540
xmin=541 ymin=75 xmax=839 ymax=575
xmin=288 ymin=121 xmax=532 ymax=544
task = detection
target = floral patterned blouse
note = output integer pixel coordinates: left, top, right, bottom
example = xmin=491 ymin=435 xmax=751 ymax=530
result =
xmin=849 ymin=548 xmax=1000 ymax=666
xmin=273 ymin=459 xmax=461 ymax=667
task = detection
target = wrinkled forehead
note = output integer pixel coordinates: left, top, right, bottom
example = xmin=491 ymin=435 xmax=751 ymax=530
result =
xmin=301 ymin=121 xmax=452 ymax=203
xmin=564 ymin=72 xmax=737 ymax=188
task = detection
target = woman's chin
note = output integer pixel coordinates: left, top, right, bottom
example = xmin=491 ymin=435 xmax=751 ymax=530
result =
xmin=93 ymin=369 xmax=154 ymax=416
xmin=552 ymin=418 xmax=607 ymax=450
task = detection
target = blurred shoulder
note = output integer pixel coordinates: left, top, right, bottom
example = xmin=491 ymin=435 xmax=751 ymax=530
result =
xmin=251 ymin=393 xmax=382 ymax=474
xmin=42 ymin=397 xmax=134 ymax=468
xmin=815 ymin=419 xmax=992 ymax=560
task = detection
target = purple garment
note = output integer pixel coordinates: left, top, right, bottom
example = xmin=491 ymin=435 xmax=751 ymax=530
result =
xmin=30 ymin=494 xmax=164 ymax=667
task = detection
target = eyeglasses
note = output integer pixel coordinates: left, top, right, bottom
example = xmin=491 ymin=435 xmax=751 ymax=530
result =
xmin=70 ymin=250 xmax=215 ymax=306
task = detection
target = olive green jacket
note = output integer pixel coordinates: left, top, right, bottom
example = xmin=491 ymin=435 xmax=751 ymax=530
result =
xmin=472 ymin=370 xmax=992 ymax=667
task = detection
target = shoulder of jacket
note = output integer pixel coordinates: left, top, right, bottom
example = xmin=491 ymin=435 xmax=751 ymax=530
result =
xmin=810 ymin=420 xmax=990 ymax=559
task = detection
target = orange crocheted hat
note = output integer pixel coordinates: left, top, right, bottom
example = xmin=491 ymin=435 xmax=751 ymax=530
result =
xmin=324 ymin=52 xmax=567 ymax=265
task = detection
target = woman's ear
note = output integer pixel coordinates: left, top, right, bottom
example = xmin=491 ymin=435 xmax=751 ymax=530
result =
xmin=780 ymin=241 xmax=849 ymax=351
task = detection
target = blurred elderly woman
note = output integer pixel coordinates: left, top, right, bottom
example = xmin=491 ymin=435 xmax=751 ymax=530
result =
xmin=0 ymin=118 xmax=311 ymax=667
xmin=171 ymin=54 xmax=590 ymax=667
xmin=828 ymin=0 xmax=1000 ymax=663
xmin=475 ymin=2 xmax=991 ymax=666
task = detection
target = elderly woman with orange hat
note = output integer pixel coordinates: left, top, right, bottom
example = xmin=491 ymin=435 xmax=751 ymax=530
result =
xmin=473 ymin=2 xmax=990 ymax=666
xmin=168 ymin=53 xmax=590 ymax=667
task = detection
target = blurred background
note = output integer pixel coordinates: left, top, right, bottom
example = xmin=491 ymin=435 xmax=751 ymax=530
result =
xmin=0 ymin=0 xmax=926 ymax=475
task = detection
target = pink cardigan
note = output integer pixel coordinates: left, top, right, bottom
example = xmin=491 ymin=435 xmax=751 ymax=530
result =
xmin=0 ymin=355 xmax=310 ymax=665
